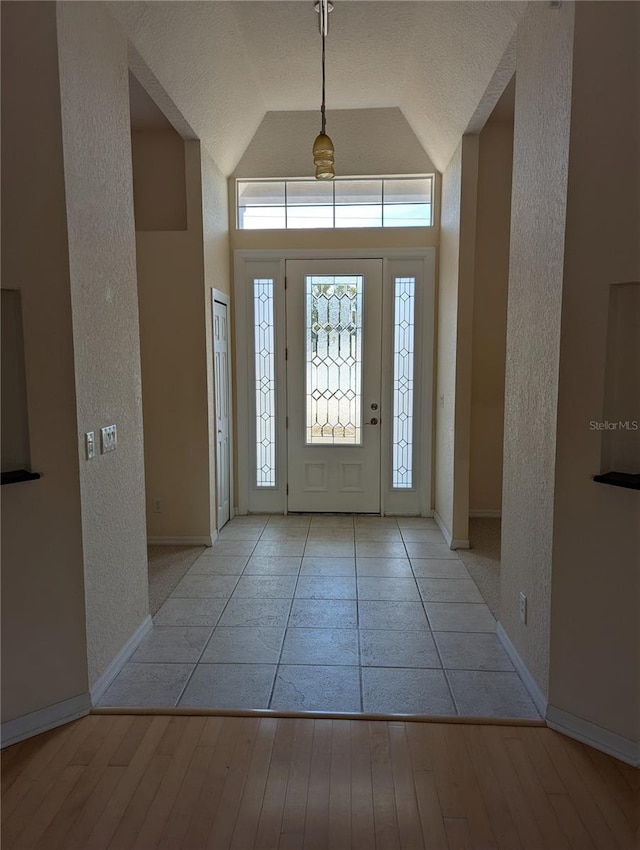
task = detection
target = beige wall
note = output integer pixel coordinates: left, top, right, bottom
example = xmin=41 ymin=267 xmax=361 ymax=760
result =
xmin=601 ymin=283 xmax=640 ymax=473
xmin=469 ymin=115 xmax=513 ymax=514
xmin=500 ymin=2 xmax=575 ymax=697
xmin=1 ymin=1 xmax=89 ymax=722
xmin=135 ymin=137 xmax=213 ymax=541
xmin=548 ymin=1 xmax=640 ymax=744
xmin=202 ymin=149 xmax=232 ymax=525
xmin=230 ymin=105 xmax=440 ymax=255
xmin=434 ymin=136 xmax=478 ymax=544
xmin=132 ymin=128 xmax=187 ymax=231
xmin=202 ymin=150 xmax=231 ymax=297
xmin=234 ymin=108 xmax=438 ymax=179
xmin=57 ymin=2 xmax=149 ymax=686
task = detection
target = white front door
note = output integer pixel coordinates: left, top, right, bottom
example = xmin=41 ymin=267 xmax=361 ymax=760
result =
xmin=213 ymin=297 xmax=231 ymax=528
xmin=286 ymin=259 xmax=383 ymax=512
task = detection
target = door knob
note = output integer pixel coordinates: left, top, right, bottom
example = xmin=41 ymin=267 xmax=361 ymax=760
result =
xmin=366 ymin=418 xmax=379 ymax=425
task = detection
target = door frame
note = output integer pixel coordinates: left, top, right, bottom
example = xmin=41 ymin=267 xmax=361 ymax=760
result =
xmin=211 ymin=288 xmax=234 ymax=529
xmin=234 ymin=247 xmax=436 ymax=516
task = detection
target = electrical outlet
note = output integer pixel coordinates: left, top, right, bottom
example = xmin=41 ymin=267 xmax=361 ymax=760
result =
xmin=85 ymin=431 xmax=96 ymax=460
xmin=519 ymin=591 xmax=528 ymax=624
xmin=152 ymin=498 xmax=163 ymax=513
xmin=101 ymin=424 xmax=117 ymax=453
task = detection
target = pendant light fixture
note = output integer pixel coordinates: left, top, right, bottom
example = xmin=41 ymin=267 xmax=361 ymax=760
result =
xmin=312 ymin=0 xmax=335 ymax=180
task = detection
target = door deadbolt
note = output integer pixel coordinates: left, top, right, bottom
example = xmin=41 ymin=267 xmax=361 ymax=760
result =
xmin=371 ymin=403 xmax=378 ymax=410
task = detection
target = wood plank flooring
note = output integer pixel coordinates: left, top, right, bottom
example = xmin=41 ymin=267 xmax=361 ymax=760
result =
xmin=2 ymin=714 xmax=638 ymax=849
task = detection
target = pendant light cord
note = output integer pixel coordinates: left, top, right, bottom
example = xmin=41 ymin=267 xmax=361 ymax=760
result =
xmin=321 ymin=20 xmax=327 ymax=135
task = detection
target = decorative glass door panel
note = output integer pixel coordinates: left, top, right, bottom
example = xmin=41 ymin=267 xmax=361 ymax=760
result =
xmin=306 ymin=275 xmax=363 ymax=445
xmin=287 ymin=260 xmax=382 ymax=513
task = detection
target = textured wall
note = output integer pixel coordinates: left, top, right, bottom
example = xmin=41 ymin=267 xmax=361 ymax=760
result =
xmin=233 ymin=108 xmax=437 ymax=180
xmin=231 ymin=108 xmax=440 ymax=255
xmin=435 ymin=145 xmax=462 ymax=536
xmin=548 ymin=1 xmax=640 ymax=743
xmin=469 ymin=117 xmax=513 ymax=513
xmin=57 ymin=2 xmax=149 ymax=686
xmin=500 ymin=2 xmax=575 ymax=697
xmin=0 ymin=1 xmax=89 ymax=722
xmin=202 ymin=150 xmax=231 ymax=298
xmin=136 ymin=139 xmax=212 ymax=541
xmin=201 ymin=149 xmax=232 ymax=524
xmin=435 ymin=137 xmax=478 ymax=543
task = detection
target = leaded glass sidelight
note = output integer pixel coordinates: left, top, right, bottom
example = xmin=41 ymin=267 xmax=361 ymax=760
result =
xmin=254 ymin=279 xmax=276 ymax=486
xmin=392 ymin=277 xmax=416 ymax=487
xmin=305 ymin=275 xmax=363 ymax=445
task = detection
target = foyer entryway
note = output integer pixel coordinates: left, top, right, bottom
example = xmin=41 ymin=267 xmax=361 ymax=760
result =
xmin=99 ymin=514 xmax=539 ymax=719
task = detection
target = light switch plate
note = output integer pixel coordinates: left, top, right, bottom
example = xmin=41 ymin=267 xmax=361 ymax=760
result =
xmin=85 ymin=431 xmax=96 ymax=460
xmin=101 ymin=424 xmax=117 ymax=453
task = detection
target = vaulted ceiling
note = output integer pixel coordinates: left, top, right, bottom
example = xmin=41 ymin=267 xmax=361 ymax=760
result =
xmin=111 ymin=1 xmax=525 ymax=175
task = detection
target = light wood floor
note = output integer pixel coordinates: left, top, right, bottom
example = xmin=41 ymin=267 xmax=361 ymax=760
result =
xmin=2 ymin=714 xmax=638 ymax=849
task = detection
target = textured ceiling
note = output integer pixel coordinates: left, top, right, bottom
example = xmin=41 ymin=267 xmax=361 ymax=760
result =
xmin=111 ymin=1 xmax=525 ymax=174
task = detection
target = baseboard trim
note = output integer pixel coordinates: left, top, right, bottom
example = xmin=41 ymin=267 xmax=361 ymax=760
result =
xmin=432 ymin=510 xmax=469 ymax=550
xmin=496 ymin=621 xmax=548 ymax=718
xmin=1 ymin=693 xmax=91 ymax=749
xmin=90 ymin=615 xmax=153 ymax=705
xmin=433 ymin=510 xmax=452 ymax=545
xmin=469 ymin=510 xmax=502 ymax=519
xmin=147 ymin=535 xmax=214 ymax=546
xmin=546 ymin=705 xmax=640 ymax=767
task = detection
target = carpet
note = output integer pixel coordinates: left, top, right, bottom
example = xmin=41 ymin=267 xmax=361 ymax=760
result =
xmin=458 ymin=518 xmax=501 ymax=619
xmin=147 ymin=544 xmax=206 ymax=616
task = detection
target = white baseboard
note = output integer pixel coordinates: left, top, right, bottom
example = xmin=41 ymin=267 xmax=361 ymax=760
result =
xmin=1 ymin=693 xmax=91 ymax=749
xmin=546 ymin=705 xmax=640 ymax=767
xmin=433 ymin=510 xmax=452 ymax=545
xmin=496 ymin=621 xmax=548 ymax=718
xmin=90 ymin=615 xmax=153 ymax=705
xmin=147 ymin=535 xmax=214 ymax=547
xmin=469 ymin=510 xmax=502 ymax=519
xmin=433 ymin=511 xmax=469 ymax=549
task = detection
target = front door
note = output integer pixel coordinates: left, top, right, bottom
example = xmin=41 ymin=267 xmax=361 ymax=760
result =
xmin=286 ymin=259 xmax=383 ymax=512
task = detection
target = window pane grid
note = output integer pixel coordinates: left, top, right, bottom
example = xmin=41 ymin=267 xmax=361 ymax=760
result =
xmin=306 ymin=275 xmax=363 ymax=445
xmin=392 ymin=277 xmax=416 ymax=488
xmin=254 ymin=279 xmax=276 ymax=487
xmin=238 ymin=177 xmax=433 ymax=229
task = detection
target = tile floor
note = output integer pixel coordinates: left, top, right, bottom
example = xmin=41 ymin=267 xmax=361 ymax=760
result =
xmin=99 ymin=515 xmax=540 ymax=719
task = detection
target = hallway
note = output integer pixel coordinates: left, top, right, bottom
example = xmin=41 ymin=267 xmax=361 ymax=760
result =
xmin=99 ymin=516 xmax=539 ymax=719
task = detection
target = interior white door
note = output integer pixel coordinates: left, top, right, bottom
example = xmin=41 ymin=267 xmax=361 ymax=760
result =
xmin=213 ymin=298 xmax=230 ymax=528
xmin=286 ymin=259 xmax=383 ymax=512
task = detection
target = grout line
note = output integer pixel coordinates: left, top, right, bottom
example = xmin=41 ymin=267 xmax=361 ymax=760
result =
xmin=411 ymin=551 xmax=459 ymax=716
xmin=355 ymin=543 xmax=364 ymax=713
xmin=267 ymin=521 xmax=308 ymax=709
xmin=119 ymin=658 xmax=519 ymax=674
xmin=170 ymin=548 xmax=258 ymax=707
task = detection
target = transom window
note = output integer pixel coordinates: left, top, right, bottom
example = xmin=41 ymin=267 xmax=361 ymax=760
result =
xmin=237 ymin=176 xmax=433 ymax=230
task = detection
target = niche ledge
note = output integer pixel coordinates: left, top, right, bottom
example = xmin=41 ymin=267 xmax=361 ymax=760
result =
xmin=1 ymin=469 xmax=41 ymax=486
xmin=593 ymin=471 xmax=640 ymax=491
